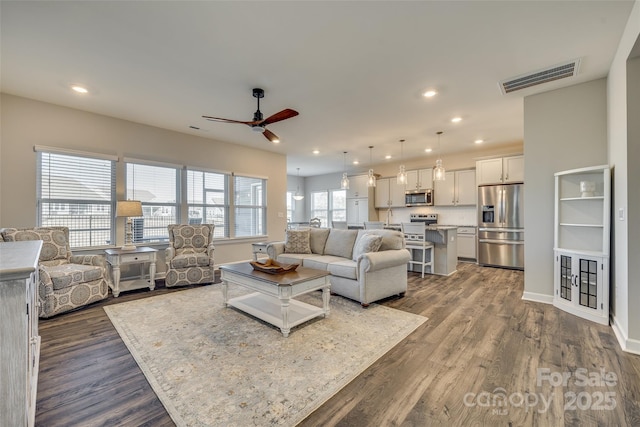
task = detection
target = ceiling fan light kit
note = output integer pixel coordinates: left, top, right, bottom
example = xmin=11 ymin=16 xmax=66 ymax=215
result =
xmin=202 ymin=88 xmax=298 ymax=143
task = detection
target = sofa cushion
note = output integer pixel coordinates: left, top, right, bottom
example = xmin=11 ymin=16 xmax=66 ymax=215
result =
xmin=352 ymin=233 xmax=383 ymax=261
xmin=356 ymin=229 xmax=404 ymax=251
xmin=327 ymin=260 xmax=358 ymax=280
xmin=170 ymin=253 xmax=210 ymax=269
xmin=276 ymin=253 xmax=310 ymax=265
xmin=284 ymin=229 xmax=312 ymax=254
xmin=309 ymin=228 xmax=330 ymax=254
xmin=302 ymin=255 xmax=347 ymax=271
xmin=324 ymin=229 xmax=358 ymax=259
xmin=44 ymin=264 xmax=104 ymax=290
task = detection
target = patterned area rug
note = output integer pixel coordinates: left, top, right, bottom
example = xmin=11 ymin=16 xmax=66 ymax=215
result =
xmin=104 ymin=285 xmax=427 ymax=426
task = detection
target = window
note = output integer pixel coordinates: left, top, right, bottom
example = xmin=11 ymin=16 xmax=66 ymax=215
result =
xmin=286 ymin=191 xmax=294 ymax=223
xmin=310 ymin=191 xmax=329 ymax=227
xmin=330 ymin=190 xmax=346 ymax=222
xmin=126 ymin=162 xmax=180 ymax=243
xmin=187 ymin=169 xmax=229 ymax=238
xmin=234 ymin=175 xmax=266 ymax=237
xmin=37 ymin=150 xmax=115 ymax=248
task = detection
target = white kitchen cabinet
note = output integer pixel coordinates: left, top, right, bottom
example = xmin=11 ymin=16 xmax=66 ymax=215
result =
xmin=553 ymin=165 xmax=610 ymax=325
xmin=406 ymin=168 xmax=433 ymax=191
xmin=476 ymin=155 xmax=523 ymax=185
xmin=346 ymin=174 xmax=369 ymax=198
xmin=375 ymin=177 xmax=406 ymax=208
xmin=457 ymin=226 xmax=477 ymax=259
xmin=347 ymin=197 xmax=374 ymax=226
xmin=434 ymin=169 xmax=476 ymax=206
xmin=1 ymin=241 xmax=42 ymax=427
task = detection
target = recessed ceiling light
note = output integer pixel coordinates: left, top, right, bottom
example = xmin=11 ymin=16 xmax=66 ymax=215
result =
xmin=352 ymin=160 xmax=359 ymax=165
xmin=423 ymin=90 xmax=437 ymax=98
xmin=312 ymin=150 xmax=320 ymax=154
xmin=385 ymin=155 xmax=392 ymax=159
xmin=475 ymin=139 xmax=484 ymax=144
xmin=451 ymin=117 xmax=462 ymax=123
xmin=70 ymin=85 xmax=88 ymax=94
xmin=425 ymin=148 xmax=433 ymax=153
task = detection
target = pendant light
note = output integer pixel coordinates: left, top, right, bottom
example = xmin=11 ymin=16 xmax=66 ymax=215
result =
xmin=340 ymin=151 xmax=350 ymax=190
xmin=433 ymin=131 xmax=446 ymax=181
xmin=293 ymin=168 xmax=305 ymax=200
xmin=367 ymin=145 xmax=376 ymax=187
xmin=397 ymin=139 xmax=407 ymax=185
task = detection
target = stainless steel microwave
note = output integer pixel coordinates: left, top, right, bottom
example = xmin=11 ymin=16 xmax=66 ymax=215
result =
xmin=405 ymin=189 xmax=433 ymax=206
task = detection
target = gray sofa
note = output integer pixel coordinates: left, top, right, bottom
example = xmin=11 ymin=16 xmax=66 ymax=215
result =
xmin=267 ymin=228 xmax=410 ymax=307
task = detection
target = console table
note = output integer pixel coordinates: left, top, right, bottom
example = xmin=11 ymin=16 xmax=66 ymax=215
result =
xmin=105 ymin=247 xmax=157 ymax=297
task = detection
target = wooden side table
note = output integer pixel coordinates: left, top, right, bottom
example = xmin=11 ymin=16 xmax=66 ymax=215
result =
xmin=105 ymin=247 xmax=157 ymax=297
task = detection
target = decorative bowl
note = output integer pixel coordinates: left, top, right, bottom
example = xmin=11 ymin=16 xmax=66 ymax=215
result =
xmin=580 ymin=181 xmax=596 ymax=197
xmin=250 ymin=259 xmax=299 ymax=274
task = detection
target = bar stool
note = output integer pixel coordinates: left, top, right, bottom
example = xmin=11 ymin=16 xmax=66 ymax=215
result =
xmin=401 ymin=222 xmax=434 ymax=278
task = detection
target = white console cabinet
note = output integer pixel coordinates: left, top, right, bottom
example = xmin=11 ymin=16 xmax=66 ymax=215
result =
xmin=553 ymin=165 xmax=610 ymax=325
xmin=1 ymin=240 xmax=42 ymax=427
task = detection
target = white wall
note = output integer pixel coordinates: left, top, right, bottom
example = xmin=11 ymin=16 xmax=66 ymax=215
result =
xmin=608 ymin=0 xmax=640 ymax=350
xmin=0 ymin=94 xmax=288 ymax=267
xmin=523 ymin=79 xmax=608 ymax=299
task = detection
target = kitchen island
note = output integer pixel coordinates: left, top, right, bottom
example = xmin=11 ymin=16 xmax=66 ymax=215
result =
xmin=425 ymin=226 xmax=458 ymax=276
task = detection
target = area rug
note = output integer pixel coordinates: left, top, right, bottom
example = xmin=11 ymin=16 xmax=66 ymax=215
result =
xmin=104 ymin=285 xmax=427 ymax=426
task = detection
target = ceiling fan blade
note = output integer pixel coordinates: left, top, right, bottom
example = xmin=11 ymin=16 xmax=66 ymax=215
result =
xmin=260 ymin=109 xmax=299 ymax=126
xmin=202 ymin=115 xmax=257 ymax=125
xmin=263 ymin=129 xmax=280 ymax=143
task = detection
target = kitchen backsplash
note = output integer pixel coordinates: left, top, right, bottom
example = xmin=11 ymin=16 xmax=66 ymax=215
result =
xmin=378 ymin=206 xmax=477 ymax=226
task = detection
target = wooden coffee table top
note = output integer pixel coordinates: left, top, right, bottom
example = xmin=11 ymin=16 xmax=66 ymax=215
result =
xmin=220 ymin=262 xmax=329 ymax=286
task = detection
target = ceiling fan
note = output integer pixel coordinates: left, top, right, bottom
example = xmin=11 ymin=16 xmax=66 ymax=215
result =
xmin=202 ymin=88 xmax=298 ymax=143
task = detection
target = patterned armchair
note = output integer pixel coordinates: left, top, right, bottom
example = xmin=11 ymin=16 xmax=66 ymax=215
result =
xmin=0 ymin=227 xmax=109 ymax=318
xmin=165 ymin=224 xmax=215 ymax=287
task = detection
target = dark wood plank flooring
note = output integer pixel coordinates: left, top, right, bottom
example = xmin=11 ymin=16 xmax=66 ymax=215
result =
xmin=35 ymin=263 xmax=640 ymax=426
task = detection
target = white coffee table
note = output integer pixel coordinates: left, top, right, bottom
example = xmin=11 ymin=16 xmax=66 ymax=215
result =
xmin=220 ymin=263 xmax=331 ymax=337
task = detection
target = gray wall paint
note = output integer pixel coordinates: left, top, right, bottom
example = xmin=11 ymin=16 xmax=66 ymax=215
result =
xmin=0 ymin=94 xmax=288 ymax=266
xmin=523 ymin=79 xmax=608 ymax=298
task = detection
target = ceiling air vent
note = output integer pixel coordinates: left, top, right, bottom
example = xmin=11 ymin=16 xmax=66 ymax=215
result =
xmin=499 ymin=58 xmax=581 ymax=94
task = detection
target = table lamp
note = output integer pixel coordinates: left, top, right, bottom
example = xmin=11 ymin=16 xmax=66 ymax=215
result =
xmin=116 ymin=200 xmax=143 ymax=250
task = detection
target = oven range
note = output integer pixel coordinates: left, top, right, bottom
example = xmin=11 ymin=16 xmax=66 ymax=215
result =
xmin=403 ymin=214 xmax=438 ymax=242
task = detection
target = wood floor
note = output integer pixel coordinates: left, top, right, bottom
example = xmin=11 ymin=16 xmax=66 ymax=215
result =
xmin=35 ymin=263 xmax=640 ymax=426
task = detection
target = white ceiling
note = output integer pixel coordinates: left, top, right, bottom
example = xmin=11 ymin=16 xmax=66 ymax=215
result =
xmin=1 ymin=1 xmax=634 ymax=176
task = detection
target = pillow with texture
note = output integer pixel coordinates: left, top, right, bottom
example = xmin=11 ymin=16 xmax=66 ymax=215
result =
xmin=309 ymin=228 xmax=330 ymax=254
xmin=284 ymin=229 xmax=312 ymax=254
xmin=352 ymin=234 xmax=383 ymax=261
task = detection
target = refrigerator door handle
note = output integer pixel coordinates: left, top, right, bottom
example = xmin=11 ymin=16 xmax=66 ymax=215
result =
xmin=478 ymin=239 xmax=525 ymax=245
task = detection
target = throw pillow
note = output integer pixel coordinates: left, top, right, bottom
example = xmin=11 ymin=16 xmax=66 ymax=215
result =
xmin=309 ymin=228 xmax=330 ymax=254
xmin=284 ymin=229 xmax=312 ymax=254
xmin=323 ymin=229 xmax=358 ymax=259
xmin=352 ymin=234 xmax=383 ymax=261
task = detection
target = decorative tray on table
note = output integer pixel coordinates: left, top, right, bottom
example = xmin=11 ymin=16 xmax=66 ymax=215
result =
xmin=250 ymin=259 xmax=299 ymax=274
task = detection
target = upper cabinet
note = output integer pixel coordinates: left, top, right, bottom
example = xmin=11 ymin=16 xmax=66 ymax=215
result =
xmin=434 ymin=169 xmax=476 ymax=206
xmin=375 ymin=177 xmax=406 ymax=208
xmin=346 ymin=174 xmax=370 ymax=198
xmin=476 ymin=155 xmax=524 ymax=185
xmin=405 ymin=168 xmax=433 ymax=191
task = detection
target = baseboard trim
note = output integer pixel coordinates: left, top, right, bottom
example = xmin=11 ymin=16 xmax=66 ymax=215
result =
xmin=521 ymin=291 xmax=553 ymax=304
xmin=611 ymin=316 xmax=640 ymax=355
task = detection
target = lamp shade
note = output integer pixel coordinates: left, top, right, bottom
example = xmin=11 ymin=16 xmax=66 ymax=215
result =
xmin=116 ymin=200 xmax=143 ymax=217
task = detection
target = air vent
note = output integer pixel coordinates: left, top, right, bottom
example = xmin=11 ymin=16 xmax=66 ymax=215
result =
xmin=499 ymin=59 xmax=581 ymax=94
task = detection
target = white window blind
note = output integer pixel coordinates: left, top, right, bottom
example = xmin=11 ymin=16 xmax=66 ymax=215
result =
xmin=37 ymin=151 xmax=115 ymax=248
xmin=234 ymin=175 xmax=266 ymax=237
xmin=126 ymin=162 xmax=180 ymax=242
xmin=311 ymin=191 xmax=329 ymax=227
xmin=187 ymin=169 xmax=229 ymax=238
xmin=331 ymin=189 xmax=347 ymax=222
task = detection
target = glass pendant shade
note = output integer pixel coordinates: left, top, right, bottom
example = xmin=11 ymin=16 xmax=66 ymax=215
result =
xmin=397 ymin=164 xmax=407 ymax=184
xmin=293 ymin=168 xmax=305 ymax=200
xmin=433 ymin=158 xmax=446 ymax=181
xmin=367 ymin=168 xmax=376 ymax=187
xmin=341 ymin=172 xmax=350 ymax=190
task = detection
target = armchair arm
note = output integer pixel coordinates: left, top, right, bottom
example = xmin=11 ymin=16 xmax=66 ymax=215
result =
xmin=70 ymin=254 xmax=107 ymax=269
xmin=207 ymin=243 xmax=215 ymax=260
xmin=165 ymin=247 xmax=176 ymax=261
xmin=358 ymin=249 xmax=411 ymax=273
xmin=266 ymin=242 xmax=285 ymax=259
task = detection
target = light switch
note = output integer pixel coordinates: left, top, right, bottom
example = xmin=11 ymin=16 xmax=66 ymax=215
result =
xmin=619 ymin=208 xmax=625 ymax=221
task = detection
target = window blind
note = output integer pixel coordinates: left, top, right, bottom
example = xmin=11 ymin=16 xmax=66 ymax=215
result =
xmin=187 ymin=169 xmax=229 ymax=238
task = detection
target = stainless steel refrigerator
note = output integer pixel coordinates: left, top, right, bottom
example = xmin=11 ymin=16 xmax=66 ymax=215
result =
xmin=477 ymin=183 xmax=524 ymax=269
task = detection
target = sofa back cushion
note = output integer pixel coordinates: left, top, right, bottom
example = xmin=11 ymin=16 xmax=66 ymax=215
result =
xmin=169 ymin=224 xmax=213 ymax=253
xmin=1 ymin=227 xmax=71 ymax=262
xmin=323 ymin=229 xmax=358 ymax=259
xmin=356 ymin=229 xmax=405 ymax=251
xmin=352 ymin=233 xmax=383 ymax=261
xmin=309 ymin=228 xmax=330 ymax=254
xmin=284 ymin=229 xmax=312 ymax=254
